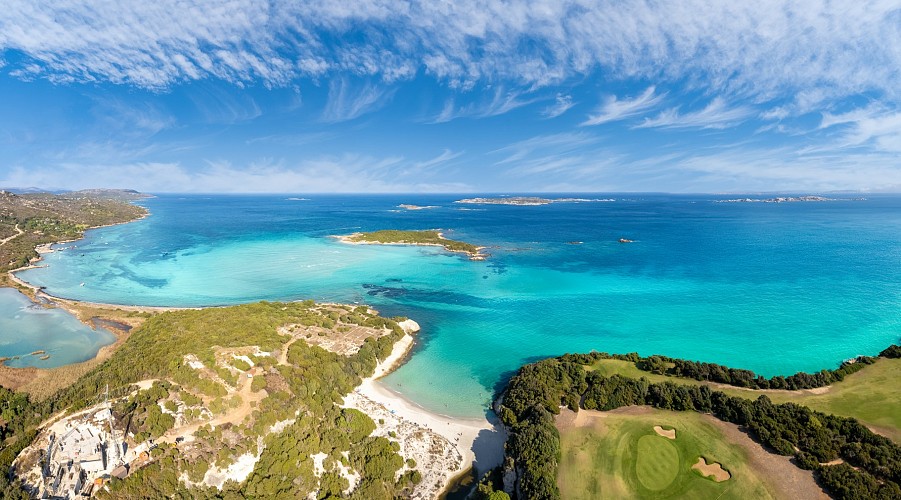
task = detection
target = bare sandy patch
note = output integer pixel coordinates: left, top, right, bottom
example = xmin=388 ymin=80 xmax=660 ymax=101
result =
xmin=654 ymin=425 xmax=676 ymax=439
xmin=692 ymin=456 xmax=730 ymax=482
xmin=556 ymin=406 xmax=657 ymax=432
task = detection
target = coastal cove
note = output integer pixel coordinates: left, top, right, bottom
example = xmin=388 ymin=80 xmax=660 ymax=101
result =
xmin=0 ymin=288 xmax=116 ymax=369
xmin=14 ymin=194 xmax=901 ymax=418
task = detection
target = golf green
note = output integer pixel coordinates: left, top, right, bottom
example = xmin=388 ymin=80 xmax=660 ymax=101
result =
xmin=635 ymin=435 xmax=680 ymax=490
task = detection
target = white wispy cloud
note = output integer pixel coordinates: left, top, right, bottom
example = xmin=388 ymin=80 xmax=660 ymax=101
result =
xmin=430 ymin=88 xmax=537 ymax=123
xmin=321 ymin=79 xmax=395 ymax=122
xmin=759 ymin=106 xmax=791 ymax=121
xmin=92 ymin=98 xmax=174 ymax=136
xmin=581 ymin=87 xmax=663 ymax=126
xmin=188 ymin=85 xmax=262 ymax=124
xmin=0 ymin=1 xmax=898 ymax=109
xmin=489 ymin=132 xmax=624 ymax=182
xmin=492 ymin=132 xmax=601 ymax=165
xmin=542 ymin=93 xmax=575 ymax=119
xmin=636 ymin=98 xmax=754 ymax=129
xmin=0 ymin=155 xmax=474 ymax=193
xmin=413 ymin=149 xmax=463 ymax=169
xmin=818 ymin=105 xmax=901 ymax=152
xmin=670 ymin=147 xmax=901 ymax=192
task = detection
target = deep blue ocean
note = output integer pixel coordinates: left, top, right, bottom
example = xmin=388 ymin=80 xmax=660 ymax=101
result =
xmin=15 ymin=194 xmax=901 ymax=417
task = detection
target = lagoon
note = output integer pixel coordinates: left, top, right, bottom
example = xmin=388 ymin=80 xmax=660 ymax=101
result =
xmin=0 ymin=288 xmax=116 ymax=368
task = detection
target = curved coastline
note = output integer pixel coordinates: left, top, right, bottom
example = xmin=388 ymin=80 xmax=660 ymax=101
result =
xmin=0 ymin=205 xmax=151 ymax=368
xmin=4 ymin=213 xmax=506 ymax=496
xmin=344 ymin=319 xmax=506 ymax=496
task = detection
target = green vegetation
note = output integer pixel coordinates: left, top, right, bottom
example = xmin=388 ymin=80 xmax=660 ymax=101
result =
xmin=634 ymin=350 xmax=877 ymax=390
xmin=635 ymin=435 xmax=679 ymax=491
xmin=2 ymin=300 xmax=417 ymax=499
xmin=588 ymin=355 xmax=901 ymax=443
xmin=343 ymin=229 xmax=482 ymax=256
xmin=0 ymin=386 xmax=35 ymax=499
xmin=495 ymin=348 xmax=901 ymax=500
xmin=0 ymin=190 xmax=146 ymax=272
xmin=115 ymin=381 xmax=177 ymax=442
xmin=559 ymin=410 xmax=773 ymax=499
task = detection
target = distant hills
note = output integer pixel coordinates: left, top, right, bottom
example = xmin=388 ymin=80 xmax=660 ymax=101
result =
xmin=65 ymin=189 xmax=152 ymax=201
xmin=0 ymin=188 xmax=151 ymax=201
xmin=0 ymin=187 xmax=61 ymax=195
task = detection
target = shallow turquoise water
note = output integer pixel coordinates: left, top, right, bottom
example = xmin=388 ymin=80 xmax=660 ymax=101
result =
xmin=0 ymin=288 xmax=116 ymax=368
xmin=15 ymin=194 xmax=901 ymax=417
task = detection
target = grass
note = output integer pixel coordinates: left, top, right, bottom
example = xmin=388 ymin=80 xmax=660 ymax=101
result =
xmin=558 ymin=409 xmax=775 ymax=499
xmin=635 ymin=434 xmax=680 ymax=491
xmin=587 ymin=357 xmax=901 ymax=442
xmin=344 ymin=230 xmax=481 ymax=255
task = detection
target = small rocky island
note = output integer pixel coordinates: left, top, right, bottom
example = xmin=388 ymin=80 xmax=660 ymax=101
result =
xmin=337 ymin=230 xmax=486 ymax=260
xmin=714 ymin=195 xmax=858 ymax=203
xmin=455 ymin=196 xmax=614 ymax=206
xmin=397 ymin=204 xmax=438 ymax=210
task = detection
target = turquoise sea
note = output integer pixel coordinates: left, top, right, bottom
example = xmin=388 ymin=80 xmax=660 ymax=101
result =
xmin=14 ymin=194 xmax=901 ymax=417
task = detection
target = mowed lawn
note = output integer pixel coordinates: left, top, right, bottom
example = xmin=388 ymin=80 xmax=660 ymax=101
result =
xmin=587 ymin=357 xmax=901 ymax=442
xmin=557 ymin=409 xmax=775 ymax=499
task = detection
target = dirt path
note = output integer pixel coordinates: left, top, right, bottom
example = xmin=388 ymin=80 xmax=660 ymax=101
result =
xmin=278 ymin=337 xmax=298 ymax=365
xmin=158 ymin=372 xmax=265 ymax=444
xmin=0 ymin=224 xmax=23 ymax=246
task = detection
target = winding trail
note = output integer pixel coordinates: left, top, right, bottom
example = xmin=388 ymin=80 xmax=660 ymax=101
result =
xmin=0 ymin=224 xmax=23 ymax=246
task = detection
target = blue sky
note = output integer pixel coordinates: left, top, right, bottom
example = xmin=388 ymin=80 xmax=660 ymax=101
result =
xmin=1 ymin=1 xmax=900 ymax=193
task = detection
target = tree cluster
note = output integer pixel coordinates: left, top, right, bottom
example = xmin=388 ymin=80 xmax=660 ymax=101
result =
xmin=498 ymin=348 xmax=901 ymax=500
xmin=558 ymin=348 xmax=882 ymax=391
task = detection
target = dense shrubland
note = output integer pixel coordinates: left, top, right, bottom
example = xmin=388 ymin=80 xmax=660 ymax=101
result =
xmin=2 ymin=301 xmax=415 ymax=499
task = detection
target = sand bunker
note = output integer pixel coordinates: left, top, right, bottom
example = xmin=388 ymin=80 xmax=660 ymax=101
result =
xmin=653 ymin=425 xmax=676 ymax=439
xmin=692 ymin=457 xmax=731 ymax=482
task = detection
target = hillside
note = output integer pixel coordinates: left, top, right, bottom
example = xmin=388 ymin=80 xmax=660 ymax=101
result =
xmin=0 ymin=190 xmax=147 ymax=272
xmin=3 ymin=301 xmax=447 ymax=499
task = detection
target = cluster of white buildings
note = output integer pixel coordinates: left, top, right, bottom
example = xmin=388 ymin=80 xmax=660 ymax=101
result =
xmin=40 ymin=408 xmax=127 ymax=499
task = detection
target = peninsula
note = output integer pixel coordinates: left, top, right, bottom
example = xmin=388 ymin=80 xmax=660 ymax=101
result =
xmin=455 ymin=196 xmax=614 ymax=205
xmin=0 ymin=189 xmax=148 ymax=276
xmin=337 ymin=230 xmax=486 ymax=260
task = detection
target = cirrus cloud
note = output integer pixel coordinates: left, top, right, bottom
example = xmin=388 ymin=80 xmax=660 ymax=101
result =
xmin=0 ymin=0 xmax=899 ymax=109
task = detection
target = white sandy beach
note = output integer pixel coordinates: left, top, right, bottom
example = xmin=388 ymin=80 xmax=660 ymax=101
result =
xmin=344 ymin=320 xmax=506 ymax=498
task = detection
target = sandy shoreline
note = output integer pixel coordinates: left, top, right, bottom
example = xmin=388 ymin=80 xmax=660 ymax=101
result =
xmin=333 ymin=232 xmax=487 ymax=261
xmin=4 ymin=209 xmax=507 ymax=497
xmin=344 ymin=320 xmax=506 ymax=498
